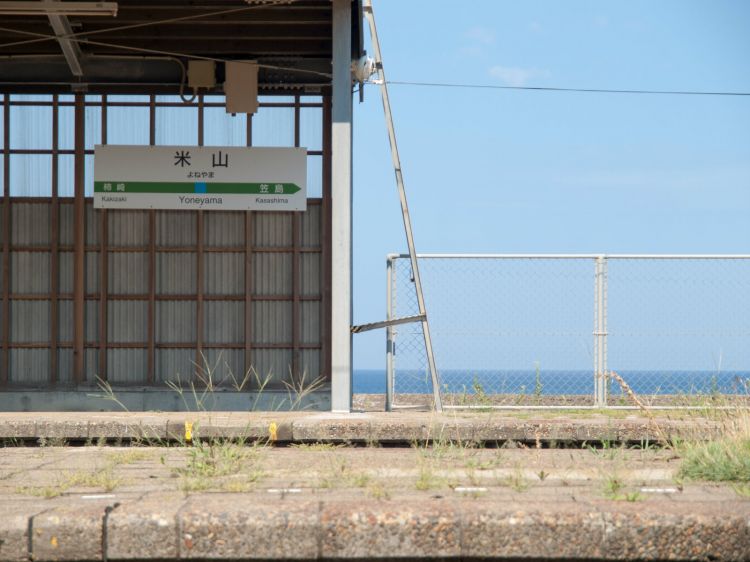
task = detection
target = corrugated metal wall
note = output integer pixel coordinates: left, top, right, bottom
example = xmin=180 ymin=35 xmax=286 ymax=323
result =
xmin=0 ymin=93 xmax=331 ymax=391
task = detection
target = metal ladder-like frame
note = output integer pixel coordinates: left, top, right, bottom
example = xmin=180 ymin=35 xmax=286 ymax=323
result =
xmin=351 ymin=0 xmax=442 ymax=411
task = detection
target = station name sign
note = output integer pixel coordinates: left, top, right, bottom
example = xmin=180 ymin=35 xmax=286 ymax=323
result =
xmin=94 ymin=145 xmax=307 ymax=211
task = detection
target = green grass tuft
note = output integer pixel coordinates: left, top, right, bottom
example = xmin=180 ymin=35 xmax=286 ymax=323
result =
xmin=678 ymin=435 xmax=750 ymax=483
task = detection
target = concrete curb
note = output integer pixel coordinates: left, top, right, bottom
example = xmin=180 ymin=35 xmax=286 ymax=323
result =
xmin=2 ymin=497 xmax=748 ymax=561
xmin=0 ymin=412 xmax=723 ymax=444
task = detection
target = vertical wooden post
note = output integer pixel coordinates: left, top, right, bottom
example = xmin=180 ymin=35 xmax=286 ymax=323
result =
xmin=98 ymin=96 xmax=108 ymax=380
xmin=1 ymin=96 xmax=10 ymax=386
xmin=321 ymin=95 xmax=332 ymax=382
xmin=50 ymin=95 xmax=59 ymax=383
xmin=73 ymin=94 xmax=85 ymax=383
xmin=244 ymin=114 xmax=254 ymax=380
xmin=292 ymin=96 xmax=301 ymax=378
xmin=195 ymin=96 xmax=204 ymax=377
xmin=147 ymin=95 xmax=156 ymax=384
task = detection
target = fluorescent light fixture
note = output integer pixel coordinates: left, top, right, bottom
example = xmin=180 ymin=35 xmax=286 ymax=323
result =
xmin=0 ymin=1 xmax=118 ymax=16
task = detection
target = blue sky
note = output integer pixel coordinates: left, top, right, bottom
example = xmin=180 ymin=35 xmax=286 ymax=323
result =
xmin=352 ymin=0 xmax=750 ymax=369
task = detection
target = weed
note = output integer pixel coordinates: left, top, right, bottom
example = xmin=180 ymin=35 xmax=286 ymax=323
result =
xmin=16 ymin=485 xmax=66 ymax=499
xmin=291 ymin=443 xmax=340 ymax=452
xmin=17 ymin=466 xmax=123 ymax=498
xmin=350 ymin=472 xmax=372 ymax=488
xmin=314 ymin=450 xmax=372 ymax=490
xmin=503 ymin=469 xmax=530 ymax=492
xmin=106 ymin=450 xmax=150 ymax=465
xmin=37 ymin=436 xmax=68 ymax=448
xmin=220 ymin=470 xmax=265 ymax=493
xmin=464 ymin=450 xmax=504 ymax=471
xmin=468 ymin=377 xmax=492 ymax=409
xmin=66 ymin=467 xmax=122 ymax=491
xmin=677 ymin=435 xmax=750 ymax=483
xmin=92 ymin=351 xmax=328 ymax=414
xmin=415 ymin=463 xmax=444 ymax=491
xmin=366 ymin=480 xmax=391 ymax=500
xmin=537 ymin=470 xmax=549 ymax=481
xmin=609 ymin=371 xmax=670 ymax=447
xmin=533 ymin=361 xmax=543 ymax=398
xmin=602 ymin=474 xmax=625 ymax=499
xmin=587 ymin=440 xmax=623 ymax=461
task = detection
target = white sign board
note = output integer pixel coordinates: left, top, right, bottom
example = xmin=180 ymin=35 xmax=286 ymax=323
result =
xmin=94 ymin=145 xmax=307 ymax=211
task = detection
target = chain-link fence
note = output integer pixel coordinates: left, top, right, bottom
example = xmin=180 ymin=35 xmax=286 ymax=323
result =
xmin=387 ymin=254 xmax=750 ymax=408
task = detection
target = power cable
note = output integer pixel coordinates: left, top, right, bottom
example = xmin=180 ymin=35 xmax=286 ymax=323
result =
xmin=384 ymin=80 xmax=750 ymax=97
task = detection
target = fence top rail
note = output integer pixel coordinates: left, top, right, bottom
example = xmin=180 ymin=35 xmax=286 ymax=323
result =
xmin=388 ymin=253 xmax=750 ymax=260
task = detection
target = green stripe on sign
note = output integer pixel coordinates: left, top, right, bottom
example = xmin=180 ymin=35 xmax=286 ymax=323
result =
xmin=94 ymin=181 xmax=301 ymax=194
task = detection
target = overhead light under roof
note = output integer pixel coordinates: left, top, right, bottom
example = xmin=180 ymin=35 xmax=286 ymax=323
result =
xmin=0 ymin=1 xmax=118 ymax=16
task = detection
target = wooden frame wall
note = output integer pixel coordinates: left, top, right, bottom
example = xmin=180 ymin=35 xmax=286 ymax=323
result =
xmin=0 ymin=93 xmax=330 ymax=388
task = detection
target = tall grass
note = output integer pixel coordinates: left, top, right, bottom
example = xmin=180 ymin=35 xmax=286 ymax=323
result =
xmin=611 ymin=370 xmax=750 ymax=489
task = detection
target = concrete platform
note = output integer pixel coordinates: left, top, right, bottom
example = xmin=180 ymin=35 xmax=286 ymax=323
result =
xmin=0 ymin=410 xmax=726 ymax=445
xmin=0 ymin=443 xmax=748 ymax=561
xmin=1 ymin=411 xmax=746 ymax=561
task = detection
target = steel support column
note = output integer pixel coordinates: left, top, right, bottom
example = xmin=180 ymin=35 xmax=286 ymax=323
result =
xmin=1 ymin=96 xmax=10 ymax=386
xmin=322 ymin=96 xmax=333 ymax=385
xmin=50 ymin=95 xmax=59 ymax=383
xmin=73 ymin=94 xmax=85 ymax=383
xmin=330 ymin=0 xmax=353 ymax=412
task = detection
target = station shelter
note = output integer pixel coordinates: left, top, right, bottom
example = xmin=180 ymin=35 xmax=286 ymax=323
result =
xmin=0 ymin=0 xmax=362 ymax=411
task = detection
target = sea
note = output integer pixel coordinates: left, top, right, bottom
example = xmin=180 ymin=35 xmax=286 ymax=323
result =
xmin=353 ymin=369 xmax=750 ymax=396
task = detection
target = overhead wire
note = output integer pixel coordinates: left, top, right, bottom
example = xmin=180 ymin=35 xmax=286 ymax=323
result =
xmin=2 ymin=3 xmax=745 ymax=98
xmin=384 ymin=80 xmax=750 ymax=97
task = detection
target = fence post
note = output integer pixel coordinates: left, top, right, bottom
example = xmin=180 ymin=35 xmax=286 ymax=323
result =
xmin=385 ymin=255 xmax=395 ymax=412
xmin=594 ymin=256 xmax=609 ymax=407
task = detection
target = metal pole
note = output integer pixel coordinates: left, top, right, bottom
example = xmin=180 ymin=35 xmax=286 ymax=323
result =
xmin=601 ymin=256 xmax=608 ymax=406
xmin=385 ymin=255 xmax=394 ymax=411
xmin=330 ymin=0 xmax=353 ymax=412
xmin=364 ymin=0 xmax=443 ymax=411
xmin=594 ymin=256 xmax=607 ymax=407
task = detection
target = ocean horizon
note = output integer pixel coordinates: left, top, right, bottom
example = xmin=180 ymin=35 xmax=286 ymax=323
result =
xmin=354 ymin=369 xmax=750 ymax=395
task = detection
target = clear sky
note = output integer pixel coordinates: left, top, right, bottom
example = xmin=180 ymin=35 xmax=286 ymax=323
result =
xmin=352 ymin=0 xmax=750 ymax=369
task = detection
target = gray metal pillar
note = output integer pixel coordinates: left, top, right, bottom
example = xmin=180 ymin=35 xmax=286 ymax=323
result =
xmin=330 ymin=0 xmax=353 ymax=412
xmin=594 ymin=255 xmax=608 ymax=407
xmin=385 ymin=255 xmax=394 ymax=412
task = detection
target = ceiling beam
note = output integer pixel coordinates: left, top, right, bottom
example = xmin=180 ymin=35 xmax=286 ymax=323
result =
xmin=47 ymin=10 xmax=84 ymax=76
xmin=0 ymin=2 xmax=117 ymax=16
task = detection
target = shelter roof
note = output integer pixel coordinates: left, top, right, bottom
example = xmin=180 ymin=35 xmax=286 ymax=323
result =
xmin=0 ymin=0 xmax=363 ymax=94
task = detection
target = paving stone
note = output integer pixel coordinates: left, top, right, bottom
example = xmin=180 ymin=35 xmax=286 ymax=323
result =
xmin=528 ymin=420 xmax=578 ymax=442
xmin=292 ymin=414 xmax=372 ymax=442
xmin=320 ymin=500 xmax=461 ymax=559
xmin=0 ymin=502 xmax=50 ymax=562
xmin=426 ymin=417 xmax=478 ymax=443
xmin=599 ymin=503 xmax=750 ymax=561
xmin=35 ymin=420 xmax=89 ymax=441
xmin=470 ymin=418 xmax=528 ymax=442
xmin=369 ymin=417 xmax=430 ymax=443
xmin=461 ymin=502 xmax=605 ymax=559
xmin=0 ymin=419 xmax=37 ymax=440
xmin=88 ymin=420 xmax=164 ymax=442
xmin=179 ymin=496 xmax=319 ymax=559
xmin=107 ymin=495 xmax=186 ymax=560
xmin=31 ymin=502 xmax=114 ymax=561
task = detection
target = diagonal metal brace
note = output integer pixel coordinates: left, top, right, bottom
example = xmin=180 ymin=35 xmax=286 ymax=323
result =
xmin=351 ymin=314 xmax=426 ymax=334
